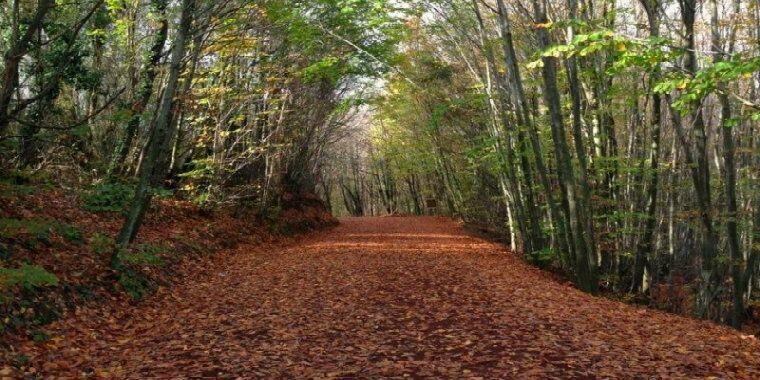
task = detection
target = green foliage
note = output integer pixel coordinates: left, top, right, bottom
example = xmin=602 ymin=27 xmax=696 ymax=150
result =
xmin=655 ymin=55 xmax=760 ymax=116
xmin=267 ymin=0 xmax=406 ymax=77
xmin=0 ymin=218 xmax=54 ymax=246
xmin=11 ymin=354 xmax=30 ymax=367
xmin=118 ymin=244 xmax=165 ymax=266
xmin=152 ymin=186 xmax=174 ymax=199
xmin=53 ymin=222 xmax=83 ymax=244
xmin=0 ymin=218 xmax=33 ymax=240
xmin=117 ymin=268 xmax=154 ymax=300
xmin=114 ymin=245 xmax=167 ymax=299
xmin=0 ymin=169 xmax=49 ymax=184
xmin=178 ymin=158 xmax=214 ymax=204
xmin=41 ymin=4 xmax=102 ymax=92
xmin=30 ymin=329 xmax=51 ymax=342
xmin=81 ymin=182 xmax=134 ymax=213
xmin=528 ymin=29 xmax=677 ymax=73
xmin=0 ymin=265 xmax=59 ymax=291
xmin=0 ymin=242 xmax=11 ymax=260
xmin=0 ymin=290 xmax=61 ymax=333
xmin=89 ymin=232 xmax=114 ymax=255
xmin=0 ymin=170 xmax=55 ymax=196
xmin=527 ymin=247 xmax=556 ymax=269
xmin=301 ymin=56 xmax=344 ymax=84
xmin=535 ymin=27 xmax=760 ymax=124
xmin=0 ymin=218 xmax=82 ymax=247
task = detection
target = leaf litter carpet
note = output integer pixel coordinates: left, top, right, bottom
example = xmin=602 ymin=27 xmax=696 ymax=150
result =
xmin=18 ymin=217 xmax=760 ymax=378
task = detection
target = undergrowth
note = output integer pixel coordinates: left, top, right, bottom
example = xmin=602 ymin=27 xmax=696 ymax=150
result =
xmin=81 ymin=182 xmax=174 ymax=214
xmin=0 ymin=180 xmax=335 ymax=342
xmin=0 ymin=218 xmax=83 ymax=248
xmin=0 ymin=265 xmax=60 ymax=333
xmin=81 ymin=182 xmax=135 ymax=213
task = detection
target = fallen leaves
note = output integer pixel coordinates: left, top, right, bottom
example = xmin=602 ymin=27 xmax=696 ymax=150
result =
xmin=6 ymin=217 xmax=760 ymax=378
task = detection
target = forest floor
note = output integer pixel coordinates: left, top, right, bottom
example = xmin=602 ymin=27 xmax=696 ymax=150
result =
xmin=10 ymin=217 xmax=760 ymax=378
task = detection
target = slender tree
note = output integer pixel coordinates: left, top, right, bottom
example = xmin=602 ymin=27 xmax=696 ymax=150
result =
xmin=115 ymin=0 xmax=196 ymax=259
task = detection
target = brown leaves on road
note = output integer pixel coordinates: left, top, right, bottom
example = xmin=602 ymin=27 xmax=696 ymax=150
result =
xmin=14 ymin=217 xmax=760 ymax=378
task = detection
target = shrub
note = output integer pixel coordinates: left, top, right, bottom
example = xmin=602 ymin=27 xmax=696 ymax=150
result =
xmin=0 ymin=242 xmax=11 ymax=260
xmin=113 ymin=244 xmax=167 ymax=299
xmin=118 ymin=243 xmax=165 ymax=266
xmin=0 ymin=169 xmax=52 ymax=193
xmin=117 ymin=269 xmax=154 ymax=300
xmin=81 ymin=182 xmax=173 ymax=213
xmin=0 ymin=265 xmax=59 ymax=291
xmin=0 ymin=218 xmax=83 ymax=246
xmin=30 ymin=329 xmax=50 ymax=342
xmin=152 ymin=187 xmax=174 ymax=199
xmin=81 ymin=182 xmax=134 ymax=213
xmin=0 ymin=265 xmax=62 ymax=332
xmin=527 ymin=247 xmax=556 ymax=269
xmin=89 ymin=232 xmax=114 ymax=255
xmin=53 ymin=222 xmax=83 ymax=244
xmin=0 ymin=218 xmax=54 ymax=247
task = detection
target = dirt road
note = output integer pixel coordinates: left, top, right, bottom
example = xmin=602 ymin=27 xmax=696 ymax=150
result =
xmin=18 ymin=217 xmax=760 ymax=378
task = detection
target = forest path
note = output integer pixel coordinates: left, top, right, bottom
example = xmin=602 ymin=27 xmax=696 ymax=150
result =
xmin=20 ymin=217 xmax=760 ymax=378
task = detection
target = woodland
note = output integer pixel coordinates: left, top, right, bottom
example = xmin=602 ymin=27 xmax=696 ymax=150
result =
xmin=0 ymin=0 xmax=759 ymax=376
xmin=327 ymin=0 xmax=760 ymax=328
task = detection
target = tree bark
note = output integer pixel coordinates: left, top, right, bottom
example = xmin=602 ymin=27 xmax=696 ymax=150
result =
xmin=472 ymin=0 xmax=541 ymax=255
xmin=564 ymin=0 xmax=600 ymax=274
xmin=678 ymin=0 xmax=720 ymax=318
xmin=114 ymin=0 xmax=196 ymax=262
xmin=495 ymin=0 xmax=568 ymax=261
xmin=532 ymin=0 xmax=597 ymax=292
xmin=109 ymin=0 xmax=169 ymax=176
xmin=632 ymin=0 xmax=663 ymax=293
xmin=0 ymin=0 xmax=55 ymax=137
xmin=710 ymin=0 xmax=743 ymax=327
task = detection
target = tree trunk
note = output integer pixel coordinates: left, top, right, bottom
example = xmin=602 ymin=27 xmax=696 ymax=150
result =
xmin=0 ymin=0 xmax=55 ymax=137
xmin=632 ymin=0 xmax=663 ymax=293
xmin=532 ymin=0 xmax=597 ymax=292
xmin=496 ymin=0 xmax=569 ymax=264
xmin=109 ymin=0 xmax=169 ymax=176
xmin=678 ymin=0 xmax=720 ymax=318
xmin=565 ymin=0 xmax=600 ymax=275
xmin=710 ymin=0 xmax=743 ymax=327
xmin=114 ymin=0 xmax=196 ymax=262
xmin=472 ymin=0 xmax=541 ymax=255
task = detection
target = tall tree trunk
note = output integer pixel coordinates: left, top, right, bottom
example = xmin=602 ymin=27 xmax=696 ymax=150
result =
xmin=0 ymin=0 xmax=55 ymax=137
xmin=532 ymin=0 xmax=597 ymax=292
xmin=109 ymin=0 xmax=169 ymax=176
xmin=710 ymin=0 xmax=743 ymax=327
xmin=496 ymin=0 xmax=570 ymax=264
xmin=157 ymin=31 xmax=204 ymax=182
xmin=406 ymin=174 xmax=422 ymax=215
xmin=678 ymin=0 xmax=720 ymax=318
xmin=632 ymin=0 xmax=663 ymax=293
xmin=114 ymin=0 xmax=195 ymax=262
xmin=472 ymin=0 xmax=541 ymax=255
xmin=565 ymin=0 xmax=600 ymax=273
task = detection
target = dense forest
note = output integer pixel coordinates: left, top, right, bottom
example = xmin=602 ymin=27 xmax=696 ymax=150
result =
xmin=0 ymin=8 xmax=398 ymax=266
xmin=0 ymin=0 xmax=396 ymax=348
xmin=0 ymin=0 xmax=401 ymax=233
xmin=328 ymin=0 xmax=760 ymax=328
xmin=1 ymin=0 xmax=759 ymax=366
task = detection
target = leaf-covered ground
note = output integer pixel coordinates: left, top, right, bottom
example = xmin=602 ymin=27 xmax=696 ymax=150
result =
xmin=11 ymin=217 xmax=760 ymax=378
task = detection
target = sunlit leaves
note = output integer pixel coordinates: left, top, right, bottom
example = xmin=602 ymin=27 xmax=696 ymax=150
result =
xmin=301 ymin=56 xmax=344 ymax=84
xmin=655 ymin=55 xmax=760 ymax=115
xmin=531 ymin=26 xmax=759 ymax=121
